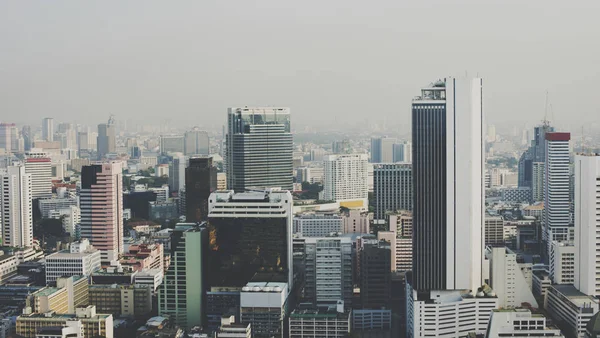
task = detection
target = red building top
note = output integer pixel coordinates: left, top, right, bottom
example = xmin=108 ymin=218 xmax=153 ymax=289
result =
xmin=545 ymin=132 xmax=571 ymax=141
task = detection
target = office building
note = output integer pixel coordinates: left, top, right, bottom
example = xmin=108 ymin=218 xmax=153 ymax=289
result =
xmin=207 ymin=190 xmax=293 ymax=289
xmin=185 ymin=156 xmax=217 ymax=222
xmin=293 ymin=214 xmax=343 ymax=237
xmin=206 ymin=288 xmax=242 ymax=332
xmin=226 ymin=107 xmax=293 ymax=192
xmin=544 ymin=285 xmax=599 ymax=338
xmin=501 ymin=187 xmax=532 ymax=203
xmin=168 ymin=155 xmax=187 ymax=193
xmin=486 ymin=309 xmax=564 ymax=338
xmin=216 ymin=315 xmax=252 ymax=338
xmin=1 ymin=165 xmax=33 ymax=247
xmin=159 ymin=135 xmax=185 ymax=154
xmin=38 ymin=197 xmax=79 ymax=218
xmin=574 ymin=155 xmax=600 ymax=297
xmin=16 ymin=305 xmax=113 ymax=338
xmin=370 ymin=137 xmax=396 ymax=163
xmin=24 ymin=157 xmax=52 ymax=199
xmin=42 ymin=118 xmax=54 ymax=142
xmin=392 ymin=141 xmax=412 ymax=163
xmin=240 ymin=282 xmax=288 ymax=338
xmin=159 ymin=224 xmax=206 ymax=329
xmin=184 ymin=127 xmax=210 ymax=156
xmin=289 ymin=303 xmax=350 ymax=338
xmin=550 ymin=241 xmax=575 ymax=284
xmin=88 ymin=284 xmax=152 ymax=317
xmin=27 ymin=276 xmax=88 ymax=314
xmin=373 ymin=163 xmax=412 ymax=220
xmin=360 ymin=243 xmax=391 ymax=309
xmin=518 ymin=123 xmax=554 ymax=189
xmin=22 ymin=125 xmax=32 ymax=151
xmin=341 ymin=209 xmax=369 ymax=234
xmin=322 ymin=154 xmax=368 ymax=209
xmin=0 ymin=254 xmax=18 ymax=284
xmin=80 ymin=163 xmax=123 ymax=263
xmin=303 ymin=236 xmax=352 ymax=306
xmin=411 ymin=77 xmax=484 ymax=292
xmin=485 ymin=216 xmax=505 ymax=247
xmin=544 ymin=132 xmax=571 ymax=251
xmin=97 ymin=118 xmax=116 ymax=160
xmin=45 ymin=240 xmax=101 ymax=284
xmin=486 ymin=247 xmax=538 ymax=308
xmin=532 ymin=161 xmax=545 ymax=202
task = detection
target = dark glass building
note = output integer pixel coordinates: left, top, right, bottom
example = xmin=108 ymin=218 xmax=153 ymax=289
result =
xmin=226 ymin=107 xmax=293 ymax=192
xmin=359 ymin=242 xmax=391 ymax=309
xmin=123 ymin=191 xmax=157 ymax=220
xmin=185 ymin=156 xmax=217 ymax=222
xmin=373 ymin=163 xmax=412 ymax=220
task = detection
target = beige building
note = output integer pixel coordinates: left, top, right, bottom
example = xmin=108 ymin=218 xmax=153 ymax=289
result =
xmin=89 ymin=284 xmax=152 ymax=317
xmin=17 ymin=305 xmax=113 ymax=338
xmin=217 ymin=172 xmax=227 ymax=190
xmin=27 ymin=276 xmax=89 ymax=314
xmin=342 ymin=209 xmax=369 ymax=234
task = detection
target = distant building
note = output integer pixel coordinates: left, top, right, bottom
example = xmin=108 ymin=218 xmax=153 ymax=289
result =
xmin=97 ymin=121 xmax=116 ymax=160
xmin=501 ymin=187 xmax=532 ymax=203
xmin=42 ymin=118 xmax=54 ymax=142
xmin=89 ymin=284 xmax=152 ymax=317
xmin=216 ymin=315 xmax=251 ymax=338
xmin=24 ymin=157 xmax=52 ymax=199
xmin=159 ymin=135 xmax=184 ymax=155
xmin=27 ymin=276 xmax=88 ymax=314
xmin=370 ymin=137 xmax=396 ymax=163
xmin=185 ymin=156 xmax=217 ymax=222
xmin=184 ymin=127 xmax=209 ymax=156
xmin=1 ymin=165 xmax=33 ymax=247
xmin=168 ymin=155 xmax=188 ymax=193
xmin=550 ymin=241 xmax=575 ymax=284
xmin=360 ymin=243 xmax=391 ymax=309
xmin=485 ymin=216 xmax=505 ymax=247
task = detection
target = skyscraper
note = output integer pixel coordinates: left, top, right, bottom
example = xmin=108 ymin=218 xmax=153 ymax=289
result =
xmin=322 ymin=154 xmax=369 ymax=209
xmin=370 ymin=137 xmax=396 ymax=163
xmin=574 ymin=154 xmax=600 ymax=297
xmin=22 ymin=126 xmax=32 ymax=151
xmin=97 ymin=119 xmax=116 ymax=160
xmin=42 ymin=117 xmax=54 ymax=142
xmin=185 ymin=156 xmax=217 ymax=223
xmin=0 ymin=123 xmax=14 ymax=153
xmin=80 ymin=163 xmax=124 ymax=263
xmin=226 ymin=107 xmax=293 ymax=192
xmin=373 ymin=163 xmax=412 ymax=221
xmin=1 ymin=165 xmax=33 ymax=247
xmin=411 ymin=78 xmax=484 ymax=292
xmin=169 ymin=155 xmax=188 ymax=193
xmin=207 ymin=189 xmax=293 ymax=289
xmin=184 ymin=127 xmax=210 ymax=156
xmin=543 ymin=132 xmax=571 ymax=254
xmin=24 ymin=157 xmax=52 ymax=199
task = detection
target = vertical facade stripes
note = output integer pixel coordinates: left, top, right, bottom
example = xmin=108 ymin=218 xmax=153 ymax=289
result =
xmin=411 ymin=101 xmax=447 ymax=291
xmin=373 ymin=163 xmax=412 ymax=220
xmin=544 ymin=132 xmax=571 ymax=250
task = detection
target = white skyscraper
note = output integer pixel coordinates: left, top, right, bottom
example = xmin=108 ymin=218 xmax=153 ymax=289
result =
xmin=543 ymin=132 xmax=571 ymax=254
xmin=322 ymin=154 xmax=368 ymax=209
xmin=24 ymin=157 xmax=52 ymax=199
xmin=0 ymin=165 xmax=33 ymax=247
xmin=574 ymin=154 xmax=600 ymax=297
xmin=42 ymin=117 xmax=54 ymax=142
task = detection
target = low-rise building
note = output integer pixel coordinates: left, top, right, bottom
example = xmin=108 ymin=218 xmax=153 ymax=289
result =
xmin=293 ymin=213 xmax=343 ymax=237
xmin=27 ymin=276 xmax=88 ymax=314
xmin=45 ymin=240 xmax=101 ymax=284
xmin=88 ymin=284 xmax=152 ymax=318
xmin=216 ymin=315 xmax=251 ymax=338
xmin=486 ymin=309 xmax=564 ymax=337
xmin=544 ymin=284 xmax=599 ymax=338
xmin=0 ymin=253 xmax=18 ymax=284
xmin=289 ymin=302 xmax=350 ymax=338
xmin=352 ymin=309 xmax=391 ymax=332
xmin=16 ymin=305 xmax=113 ymax=338
xmin=119 ymin=243 xmax=164 ymax=272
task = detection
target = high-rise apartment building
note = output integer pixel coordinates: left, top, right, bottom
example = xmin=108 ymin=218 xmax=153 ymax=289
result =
xmin=42 ymin=118 xmax=54 ymax=142
xmin=207 ymin=190 xmax=293 ymax=289
xmin=574 ymin=154 xmax=600 ymax=297
xmin=185 ymin=157 xmax=217 ymax=222
xmin=544 ymin=132 xmax=571 ymax=252
xmin=0 ymin=165 xmax=33 ymax=247
xmin=184 ymin=127 xmax=210 ymax=156
xmin=226 ymin=107 xmax=293 ymax=192
xmin=159 ymin=223 xmax=206 ymax=329
xmin=411 ymin=77 xmax=484 ymax=292
xmin=24 ymin=157 xmax=52 ymax=199
xmin=168 ymin=155 xmax=188 ymax=193
xmin=373 ymin=163 xmax=412 ymax=221
xmin=80 ymin=163 xmax=124 ymax=263
xmin=370 ymin=137 xmax=396 ymax=163
xmin=322 ymin=154 xmax=368 ymax=209
xmin=303 ymin=236 xmax=353 ymax=307
xmin=97 ymin=119 xmax=116 ymax=160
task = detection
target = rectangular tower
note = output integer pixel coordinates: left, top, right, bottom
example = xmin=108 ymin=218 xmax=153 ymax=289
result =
xmin=0 ymin=165 xmax=33 ymax=247
xmin=544 ymin=132 xmax=571 ymax=251
xmin=322 ymin=154 xmax=369 ymax=208
xmin=42 ymin=118 xmax=54 ymax=142
xmin=80 ymin=163 xmax=124 ymax=263
xmin=373 ymin=163 xmax=412 ymax=221
xmin=411 ymin=77 xmax=484 ymax=293
xmin=226 ymin=107 xmax=293 ymax=192
xmin=24 ymin=158 xmax=52 ymax=199
xmin=97 ymin=123 xmax=116 ymax=160
xmin=185 ymin=156 xmax=217 ymax=222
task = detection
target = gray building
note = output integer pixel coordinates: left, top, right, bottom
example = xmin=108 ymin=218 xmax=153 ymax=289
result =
xmin=97 ymin=118 xmax=116 ymax=160
xmin=184 ymin=128 xmax=209 ymax=156
xmin=159 ymin=135 xmax=185 ymax=154
xmin=373 ymin=163 xmax=412 ymax=221
xmin=226 ymin=107 xmax=293 ymax=192
xmin=293 ymin=214 xmax=343 ymax=237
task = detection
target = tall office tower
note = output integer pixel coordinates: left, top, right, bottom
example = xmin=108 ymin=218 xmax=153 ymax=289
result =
xmin=159 ymin=223 xmax=207 ymax=329
xmin=543 ymin=132 xmax=571 ymax=253
xmin=322 ymin=154 xmax=369 ymax=208
xmin=207 ymin=190 xmax=293 ymax=289
xmin=532 ymin=162 xmax=545 ymax=202
xmin=159 ymin=135 xmax=185 ymax=155
xmin=226 ymin=107 xmax=293 ymax=192
xmin=80 ymin=163 xmax=124 ymax=263
xmin=303 ymin=236 xmax=353 ymax=307
xmin=360 ymin=242 xmax=391 ymax=309
xmin=24 ymin=157 xmax=52 ymax=199
xmin=373 ymin=163 xmax=412 ymax=221
xmin=169 ymin=156 xmax=188 ymax=193
xmin=484 ymin=216 xmax=504 ymax=247
xmin=97 ymin=118 xmax=116 ymax=160
xmin=370 ymin=137 xmax=396 ymax=163
xmin=411 ymin=78 xmax=484 ymax=292
xmin=22 ymin=126 xmax=32 ymax=151
xmin=42 ymin=117 xmax=54 ymax=142
xmin=574 ymin=154 xmax=600 ymax=297
xmin=57 ymin=123 xmax=77 ymax=150
xmin=78 ymin=132 xmax=89 ymax=154
xmin=0 ymin=123 xmax=14 ymax=152
xmin=184 ymin=127 xmax=210 ymax=156
xmin=185 ymin=157 xmax=217 ymax=222
xmin=0 ymin=165 xmax=33 ymax=247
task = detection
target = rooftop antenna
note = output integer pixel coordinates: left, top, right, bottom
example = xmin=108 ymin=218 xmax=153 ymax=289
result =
xmin=542 ymin=91 xmax=550 ymax=128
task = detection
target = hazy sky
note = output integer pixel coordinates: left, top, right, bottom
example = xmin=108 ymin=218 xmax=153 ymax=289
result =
xmin=1 ymin=0 xmax=599 ymax=130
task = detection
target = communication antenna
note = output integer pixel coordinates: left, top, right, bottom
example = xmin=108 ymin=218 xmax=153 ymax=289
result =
xmin=542 ymin=91 xmax=550 ymax=128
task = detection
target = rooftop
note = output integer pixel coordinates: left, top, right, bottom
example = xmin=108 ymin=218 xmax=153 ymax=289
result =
xmin=34 ymin=287 xmax=62 ymax=297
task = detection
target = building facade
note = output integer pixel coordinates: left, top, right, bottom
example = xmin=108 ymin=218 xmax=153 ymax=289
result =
xmin=544 ymin=132 xmax=571 ymax=252
xmin=322 ymin=154 xmax=368 ymax=208
xmin=184 ymin=127 xmax=209 ymax=156
xmin=185 ymin=156 xmax=217 ymax=222
xmin=1 ymin=165 xmax=33 ymax=247
xmin=97 ymin=121 xmax=116 ymax=160
xmin=293 ymin=214 xmax=343 ymax=237
xmin=24 ymin=157 xmax=52 ymax=199
xmin=45 ymin=240 xmax=101 ymax=284
xmin=373 ymin=163 xmax=412 ymax=221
